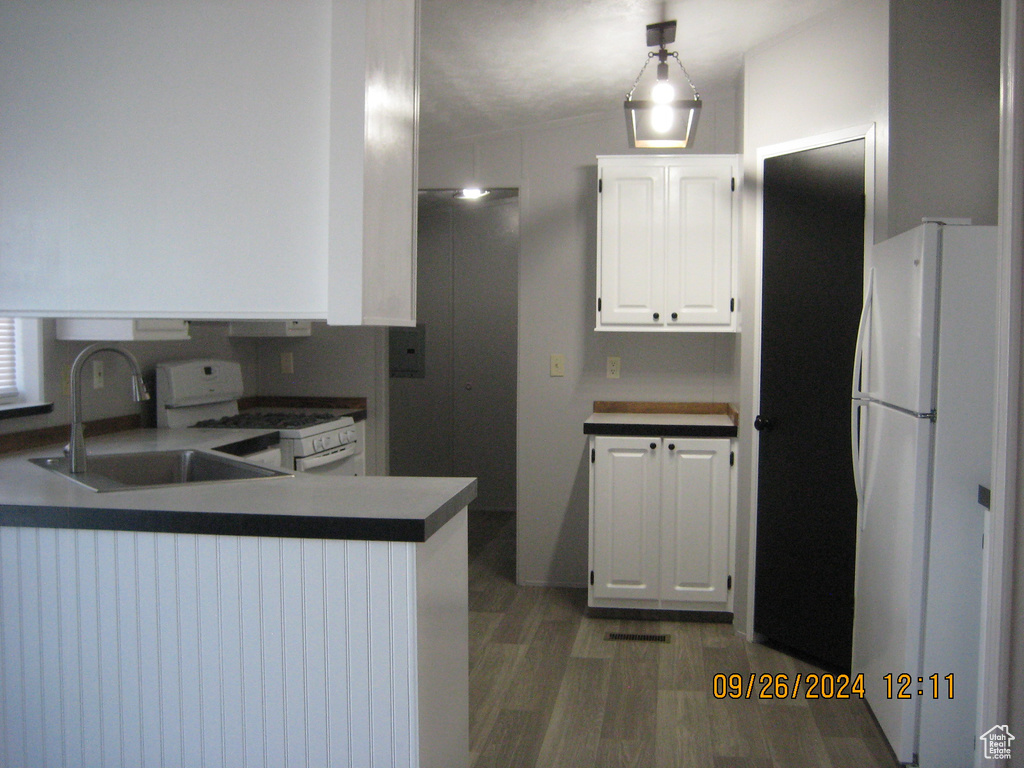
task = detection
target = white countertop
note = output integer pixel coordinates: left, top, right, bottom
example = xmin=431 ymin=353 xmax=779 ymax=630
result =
xmin=0 ymin=429 xmax=476 ymax=542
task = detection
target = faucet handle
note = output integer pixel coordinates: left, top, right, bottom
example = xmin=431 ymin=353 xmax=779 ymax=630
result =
xmin=131 ymin=373 xmax=151 ymax=402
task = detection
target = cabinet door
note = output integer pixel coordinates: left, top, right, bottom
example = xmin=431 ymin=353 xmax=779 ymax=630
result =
xmin=660 ymin=438 xmax=731 ymax=603
xmin=597 ymin=165 xmax=665 ymax=327
xmin=665 ymin=163 xmax=735 ymax=327
xmin=591 ymin=437 xmax=661 ymax=600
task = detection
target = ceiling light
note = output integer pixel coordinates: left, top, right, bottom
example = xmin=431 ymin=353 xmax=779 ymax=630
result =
xmin=623 ymin=20 xmax=702 ymax=149
xmin=454 ymin=188 xmax=489 ymax=200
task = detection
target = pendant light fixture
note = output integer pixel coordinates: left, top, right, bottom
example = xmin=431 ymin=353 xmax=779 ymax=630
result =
xmin=623 ymin=20 xmax=701 ymax=149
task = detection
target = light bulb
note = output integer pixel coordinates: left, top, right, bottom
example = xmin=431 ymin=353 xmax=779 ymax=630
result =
xmin=651 ymin=104 xmax=674 ymax=134
xmin=455 ymin=188 xmax=489 ymax=200
xmin=651 ymin=81 xmax=674 ymax=104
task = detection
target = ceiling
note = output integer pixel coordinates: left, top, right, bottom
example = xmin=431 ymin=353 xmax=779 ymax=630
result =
xmin=418 ymin=0 xmax=846 ymax=146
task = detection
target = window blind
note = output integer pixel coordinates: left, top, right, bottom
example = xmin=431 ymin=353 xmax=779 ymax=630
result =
xmin=0 ymin=318 xmax=17 ymax=399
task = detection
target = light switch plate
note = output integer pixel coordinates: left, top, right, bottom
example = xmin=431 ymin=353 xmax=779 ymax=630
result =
xmin=607 ymin=356 xmax=621 ymax=379
xmin=92 ymin=360 xmax=105 ymax=389
xmin=550 ymin=353 xmax=565 ymax=377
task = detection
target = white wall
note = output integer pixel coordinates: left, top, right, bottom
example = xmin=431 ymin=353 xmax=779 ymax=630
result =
xmin=421 ymin=93 xmax=741 ymax=586
xmin=737 ymin=0 xmax=891 ymax=633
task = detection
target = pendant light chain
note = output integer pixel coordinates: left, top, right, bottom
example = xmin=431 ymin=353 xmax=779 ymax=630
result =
xmin=625 ymin=50 xmax=701 ymax=100
xmin=669 ymin=52 xmax=701 ymax=100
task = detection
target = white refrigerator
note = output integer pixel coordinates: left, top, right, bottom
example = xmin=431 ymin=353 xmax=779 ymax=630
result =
xmin=850 ymin=221 xmax=996 ymax=767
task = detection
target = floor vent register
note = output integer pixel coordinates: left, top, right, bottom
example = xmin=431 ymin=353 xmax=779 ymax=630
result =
xmin=604 ymin=632 xmax=671 ymax=643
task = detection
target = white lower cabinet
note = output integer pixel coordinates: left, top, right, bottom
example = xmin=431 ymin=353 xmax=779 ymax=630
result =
xmin=589 ymin=435 xmax=733 ymax=611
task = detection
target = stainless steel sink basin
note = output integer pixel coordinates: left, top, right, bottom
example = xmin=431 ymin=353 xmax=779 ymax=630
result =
xmin=30 ymin=449 xmax=293 ymax=492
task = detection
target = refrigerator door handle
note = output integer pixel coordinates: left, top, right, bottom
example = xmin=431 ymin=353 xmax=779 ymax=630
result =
xmin=852 ymin=267 xmax=875 ymax=401
xmin=851 ymin=269 xmax=875 ymax=524
xmin=851 ymin=399 xmax=867 ymax=527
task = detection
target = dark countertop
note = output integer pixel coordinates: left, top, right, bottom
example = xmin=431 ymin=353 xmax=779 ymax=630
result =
xmin=584 ymin=412 xmax=739 ymax=438
xmin=0 ymin=429 xmax=476 ymax=543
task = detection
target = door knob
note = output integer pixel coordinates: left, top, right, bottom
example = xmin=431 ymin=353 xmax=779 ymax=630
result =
xmin=754 ymin=415 xmax=774 ymax=432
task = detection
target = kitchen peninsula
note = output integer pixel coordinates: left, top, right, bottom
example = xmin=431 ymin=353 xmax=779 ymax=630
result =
xmin=0 ymin=429 xmax=475 ymax=768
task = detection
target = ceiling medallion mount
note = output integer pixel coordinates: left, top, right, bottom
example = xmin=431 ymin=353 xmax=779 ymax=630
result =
xmin=623 ymin=19 xmax=702 ymax=149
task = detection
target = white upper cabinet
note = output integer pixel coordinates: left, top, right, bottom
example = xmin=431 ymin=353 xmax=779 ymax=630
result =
xmin=56 ymin=319 xmax=190 ymax=342
xmin=597 ymin=155 xmax=738 ymax=331
xmin=0 ymin=0 xmax=418 ymax=326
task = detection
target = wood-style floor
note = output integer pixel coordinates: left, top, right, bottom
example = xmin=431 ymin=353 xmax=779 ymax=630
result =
xmin=467 ymin=511 xmax=898 ymax=768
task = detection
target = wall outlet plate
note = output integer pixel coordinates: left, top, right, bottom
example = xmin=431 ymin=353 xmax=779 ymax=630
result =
xmin=550 ymin=353 xmax=565 ymax=377
xmin=281 ymin=351 xmax=295 ymax=375
xmin=607 ymin=356 xmax=621 ymax=379
xmin=92 ymin=360 xmax=105 ymax=389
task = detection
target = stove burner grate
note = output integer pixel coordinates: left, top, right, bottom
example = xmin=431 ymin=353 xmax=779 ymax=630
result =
xmin=194 ymin=412 xmax=341 ymax=430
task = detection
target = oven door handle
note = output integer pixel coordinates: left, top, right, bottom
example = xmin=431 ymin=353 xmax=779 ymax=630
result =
xmin=295 ymin=444 xmax=357 ymax=472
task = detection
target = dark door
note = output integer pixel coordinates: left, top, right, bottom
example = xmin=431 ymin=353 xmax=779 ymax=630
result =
xmin=754 ymin=140 xmax=865 ymax=672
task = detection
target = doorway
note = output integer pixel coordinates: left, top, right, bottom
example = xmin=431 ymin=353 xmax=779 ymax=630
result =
xmin=389 ymin=190 xmax=519 ymax=513
xmin=753 ymin=137 xmax=867 ymax=672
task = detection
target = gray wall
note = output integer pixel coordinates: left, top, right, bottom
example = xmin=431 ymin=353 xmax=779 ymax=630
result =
xmin=390 ymin=194 xmax=518 ymax=512
xmin=889 ymin=0 xmax=1001 ymax=233
xmin=0 ymin=321 xmax=260 ymax=436
xmin=3 ymin=320 xmax=388 ymax=473
xmin=419 ymin=92 xmax=742 ymax=586
xmin=737 ymin=0 xmax=1002 ymax=636
xmin=255 ymin=326 xmax=388 ymax=475
xmin=739 ymin=0 xmax=891 ymax=634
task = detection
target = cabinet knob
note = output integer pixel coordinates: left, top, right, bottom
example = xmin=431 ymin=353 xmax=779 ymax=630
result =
xmin=650 ymin=442 xmax=657 ymax=450
xmin=671 ymin=312 xmax=678 ymax=321
xmin=754 ymin=415 xmax=774 ymax=432
xmin=653 ymin=312 xmax=660 ymax=321
xmin=668 ymin=443 xmax=675 ymax=450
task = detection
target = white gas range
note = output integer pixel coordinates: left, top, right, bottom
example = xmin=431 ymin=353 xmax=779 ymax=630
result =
xmin=156 ymin=359 xmax=364 ymax=475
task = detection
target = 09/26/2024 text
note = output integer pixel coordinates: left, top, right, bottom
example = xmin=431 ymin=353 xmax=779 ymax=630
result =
xmin=712 ymin=673 xmax=956 ymax=701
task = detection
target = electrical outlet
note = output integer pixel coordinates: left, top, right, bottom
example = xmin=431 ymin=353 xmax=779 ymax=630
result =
xmin=281 ymin=351 xmax=295 ymax=375
xmin=92 ymin=360 xmax=105 ymax=389
xmin=61 ymin=367 xmax=71 ymax=397
xmin=550 ymin=353 xmax=565 ymax=377
xmin=607 ymin=356 xmax=621 ymax=379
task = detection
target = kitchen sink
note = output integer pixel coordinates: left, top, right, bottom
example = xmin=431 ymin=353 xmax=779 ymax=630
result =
xmin=30 ymin=449 xmax=293 ymax=493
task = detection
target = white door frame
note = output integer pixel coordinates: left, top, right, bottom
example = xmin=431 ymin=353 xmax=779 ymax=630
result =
xmin=975 ymin=0 xmax=1022 ymax=758
xmin=744 ymin=124 xmax=877 ymax=638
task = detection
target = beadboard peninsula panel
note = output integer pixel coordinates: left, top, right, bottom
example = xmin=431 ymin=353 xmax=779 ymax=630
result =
xmin=0 ymin=527 xmax=424 ymax=768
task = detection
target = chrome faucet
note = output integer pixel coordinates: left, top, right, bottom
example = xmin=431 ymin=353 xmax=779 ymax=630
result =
xmin=68 ymin=343 xmax=150 ymax=474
